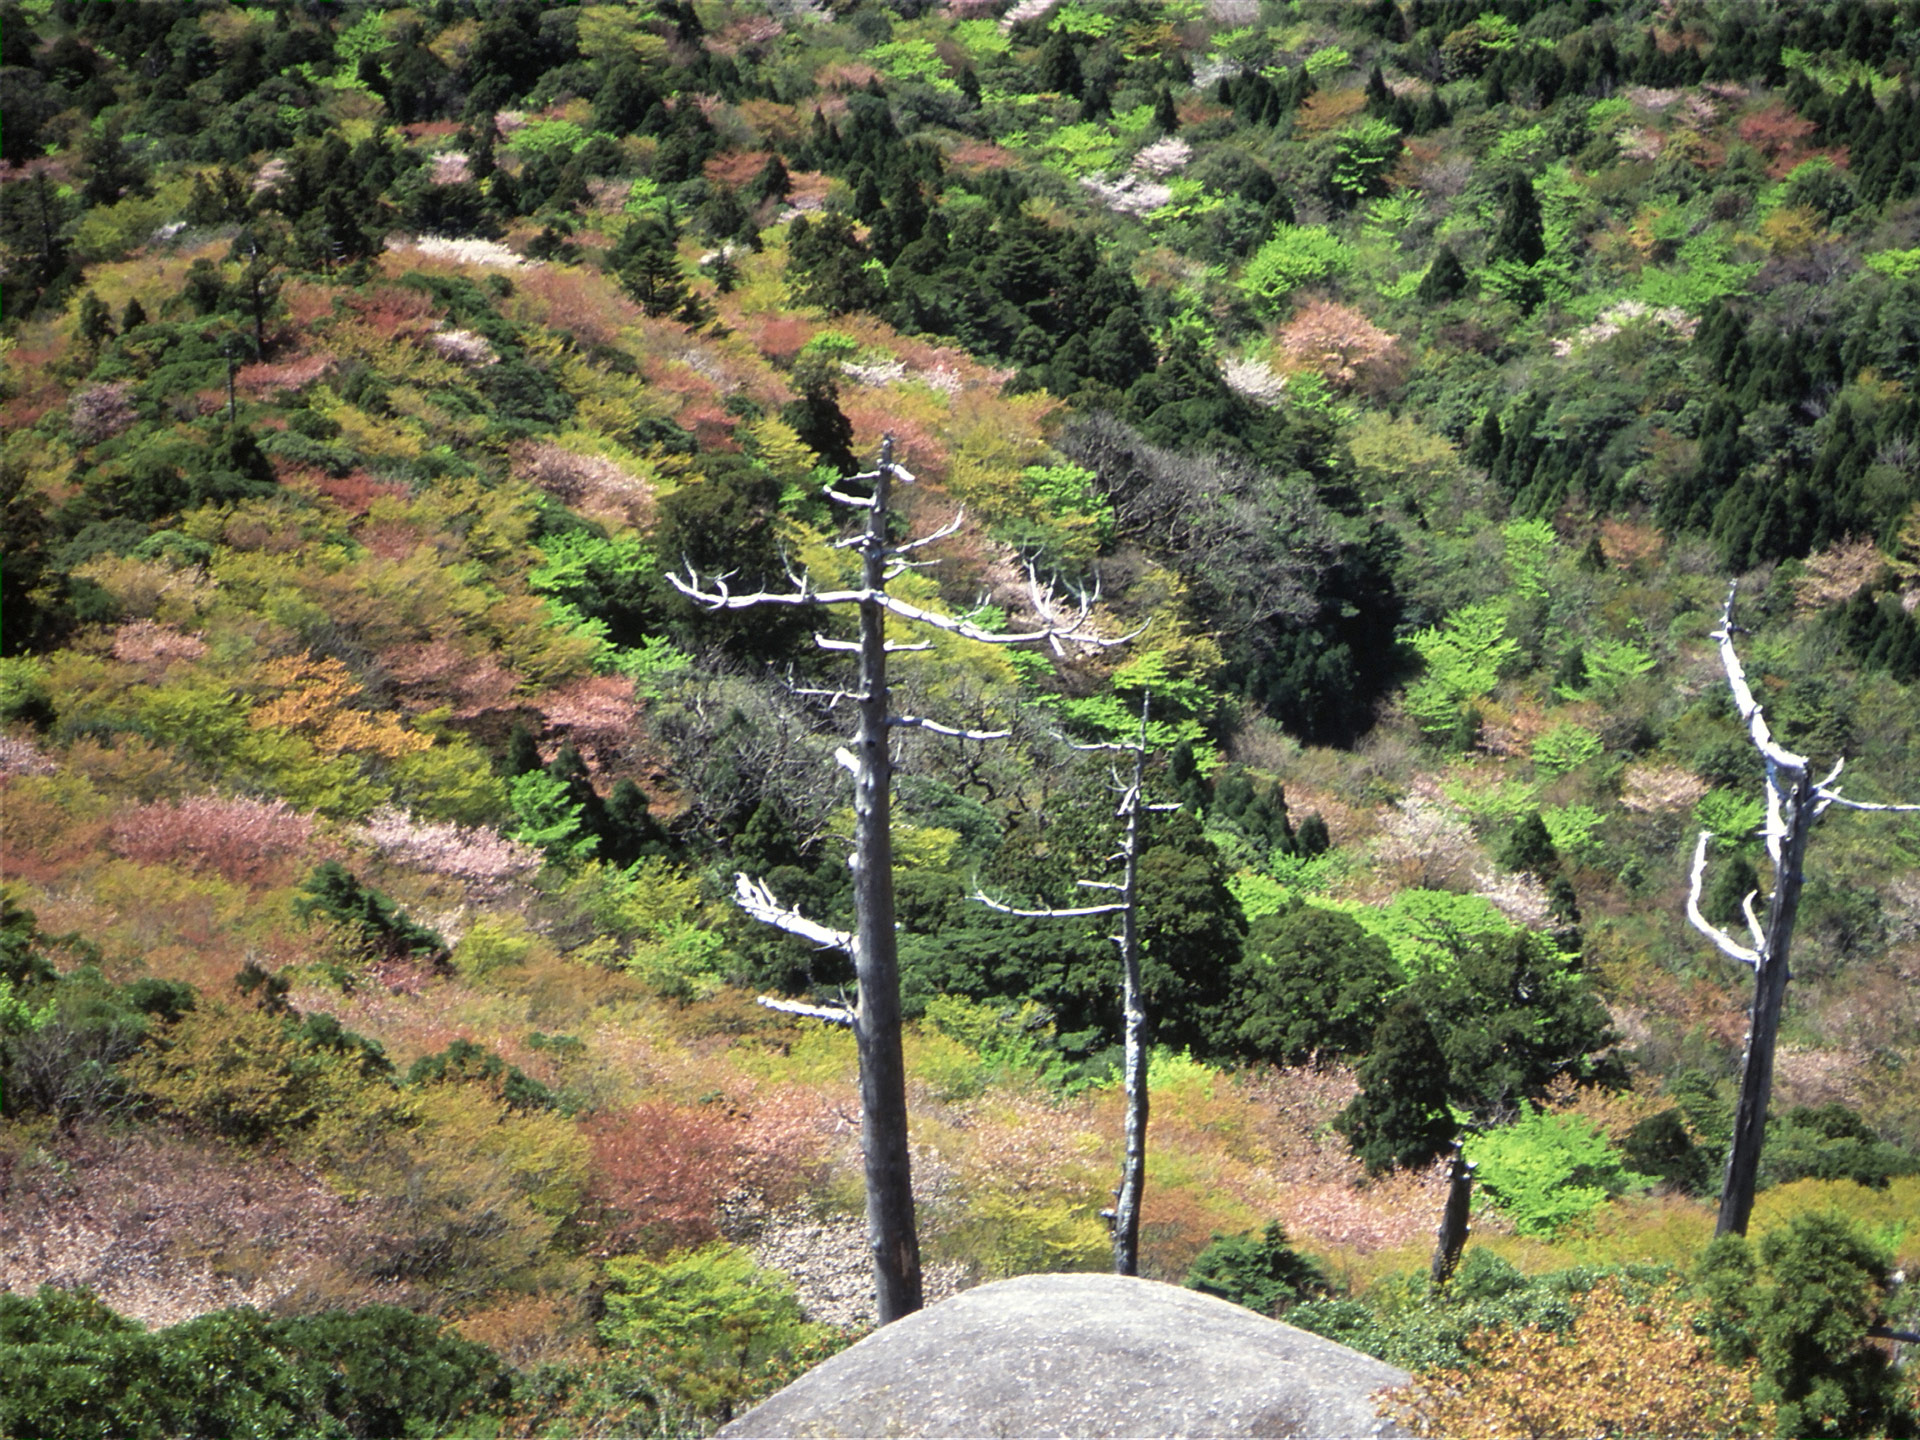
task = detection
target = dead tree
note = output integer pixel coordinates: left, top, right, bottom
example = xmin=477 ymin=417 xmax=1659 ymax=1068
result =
xmin=1430 ymin=1146 xmax=1475 ymax=1288
xmin=1685 ymin=582 xmax=1920 ymax=1237
xmin=670 ymin=436 xmax=1122 ymax=1322
xmin=974 ymin=698 xmax=1174 ymax=1277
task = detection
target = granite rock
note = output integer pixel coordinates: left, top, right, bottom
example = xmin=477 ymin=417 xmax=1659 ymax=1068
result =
xmin=719 ymin=1272 xmax=1412 ymax=1438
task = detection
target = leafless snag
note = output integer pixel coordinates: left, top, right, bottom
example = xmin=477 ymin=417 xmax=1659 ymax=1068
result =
xmin=1684 ymin=582 xmax=1920 ymax=1237
xmin=971 ymin=696 xmax=1176 ymax=1277
xmin=670 ymin=435 xmax=1127 ymax=1323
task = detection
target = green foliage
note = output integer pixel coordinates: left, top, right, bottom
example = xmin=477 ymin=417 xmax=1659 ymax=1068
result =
xmin=1405 ymin=602 xmax=1519 ymax=733
xmin=1323 ymin=118 xmax=1402 ymax=203
xmin=1621 ymin=1109 xmax=1712 ymax=1195
xmin=1758 ymin=1105 xmax=1920 ymax=1191
xmin=1232 ymin=904 xmax=1400 ymax=1066
xmin=1240 ymin=225 xmax=1351 ymax=313
xmin=1701 ymin=1214 xmax=1911 ymax=1439
xmin=1291 ymin=1252 xmax=1655 ymax=1378
xmin=1541 ymin=805 xmax=1604 ymax=859
xmin=407 ymin=1037 xmax=558 ymax=1113
xmin=0 ymin=1289 xmax=505 ymax=1440
xmin=1335 ymin=998 xmax=1455 ymax=1174
xmin=293 ymin=861 xmax=448 ymax=964
xmin=1497 ymin=811 xmax=1557 ymax=876
xmin=1530 ymin=722 xmax=1603 ymax=774
xmin=1185 ymin=1221 xmax=1329 ymax=1317
xmin=2 ymin=900 xmax=176 ymax=1122
xmin=1466 ymin=1104 xmax=1649 ymax=1236
xmin=1358 ymin=889 xmax=1518 ymax=979
xmin=1501 ymin=518 xmax=1557 ymax=602
xmin=923 ymin=994 xmax=1080 ymax=1091
xmin=1415 ymin=930 xmax=1616 ymax=1120
xmin=1019 ymin=461 xmax=1115 ymax=552
xmin=1695 ymin=788 xmax=1766 ymax=844
xmin=600 ymin=1244 xmax=840 ymax=1424
xmin=507 ymin=769 xmax=597 ymax=864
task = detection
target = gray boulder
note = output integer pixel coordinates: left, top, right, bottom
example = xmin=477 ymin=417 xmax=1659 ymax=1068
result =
xmin=719 ymin=1272 xmax=1411 ymax=1438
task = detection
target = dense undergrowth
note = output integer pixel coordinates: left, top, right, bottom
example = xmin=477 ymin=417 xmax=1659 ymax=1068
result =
xmin=4 ymin=0 xmax=1920 ymax=1433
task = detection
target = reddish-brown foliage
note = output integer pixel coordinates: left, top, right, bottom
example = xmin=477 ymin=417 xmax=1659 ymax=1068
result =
xmin=381 ymin=638 xmax=522 ymax=720
xmin=510 ymin=441 xmax=656 ymax=527
xmin=1 ymin=336 xmax=72 ymax=429
xmin=1278 ymin=300 xmax=1407 ymax=395
xmin=816 ymin=61 xmax=881 ymax=91
xmin=281 ymin=280 xmax=334 ymax=331
xmin=302 ymin=468 xmax=412 ymax=516
xmin=237 ymin=353 xmax=333 ymax=399
xmin=108 ymin=620 xmax=207 ymax=673
xmin=745 ymin=314 xmax=817 ymax=367
xmin=111 ymin=794 xmax=316 ymax=885
xmin=0 ymin=1127 xmax=387 ymax=1328
xmin=704 ymin=149 xmax=772 ymax=188
xmin=1734 ymin=104 xmax=1850 ymax=178
xmin=506 ymin=266 xmax=636 ymax=350
xmin=947 ymin=141 xmax=1019 ymax=171
xmin=583 ymin=1101 xmax=740 ymax=1254
xmin=537 ymin=674 xmax=642 ymax=770
xmin=845 ymin=408 xmax=948 ymax=483
xmin=339 ymin=285 xmax=442 ymax=341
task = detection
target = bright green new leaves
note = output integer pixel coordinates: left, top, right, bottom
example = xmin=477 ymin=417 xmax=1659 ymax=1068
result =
xmin=1404 ymin=601 xmax=1519 ymax=733
xmin=1020 ymin=462 xmax=1116 ymax=553
xmin=1558 ymin=635 xmax=1656 ymax=700
xmin=1694 ymin=789 xmax=1766 ymax=843
xmin=1467 ymin=1104 xmax=1648 ymax=1236
xmin=1325 ymin=119 xmax=1401 ymax=202
xmin=1531 ymin=722 xmax=1603 ymax=774
xmin=1049 ymin=3 xmax=1117 ymax=37
xmin=868 ymin=38 xmax=958 ymax=92
xmin=1501 ymin=518 xmax=1556 ymax=601
xmin=1541 ymin=804 xmax=1604 ymax=858
xmin=1241 ymin=225 xmax=1352 ymax=314
xmin=508 ymin=771 xmax=597 ymax=864
xmin=600 ymin=1244 xmax=839 ymax=1421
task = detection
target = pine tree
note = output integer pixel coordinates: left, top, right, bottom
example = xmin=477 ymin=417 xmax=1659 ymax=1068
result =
xmin=1335 ymin=999 xmax=1456 ymax=1174
xmin=1153 ymin=86 xmax=1180 ymax=135
xmin=1415 ymin=246 xmax=1468 ymax=302
xmin=1489 ymin=174 xmax=1545 ymax=267
xmin=1038 ymin=29 xmax=1082 ymax=98
xmin=618 ymin=221 xmax=691 ymax=318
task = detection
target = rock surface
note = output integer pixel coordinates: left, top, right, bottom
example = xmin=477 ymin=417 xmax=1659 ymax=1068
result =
xmin=718 ymin=1272 xmax=1412 ymax=1438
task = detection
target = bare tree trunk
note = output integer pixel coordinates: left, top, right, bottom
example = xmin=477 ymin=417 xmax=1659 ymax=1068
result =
xmin=974 ymin=703 xmax=1166 ymax=1278
xmin=1716 ymin=764 xmax=1815 ymax=1239
xmin=1430 ymin=1147 xmax=1474 ymax=1286
xmin=675 ymin=437 xmax=1126 ymax=1324
xmin=1684 ymin=583 xmax=1920 ymax=1238
xmin=1113 ymin=741 xmax=1148 ymax=1278
xmin=851 ymin=444 xmax=923 ymax=1322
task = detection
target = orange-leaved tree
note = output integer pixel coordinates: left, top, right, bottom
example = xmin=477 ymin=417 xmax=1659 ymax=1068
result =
xmin=1383 ymin=1277 xmax=1774 ymax=1439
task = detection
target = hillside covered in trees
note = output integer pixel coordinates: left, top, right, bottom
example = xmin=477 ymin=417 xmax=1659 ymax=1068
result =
xmin=3 ymin=0 xmax=1920 ymax=1433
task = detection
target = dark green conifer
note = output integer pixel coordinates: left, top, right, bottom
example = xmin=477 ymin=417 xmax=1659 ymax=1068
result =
xmin=1334 ymin=1000 xmax=1456 ymax=1174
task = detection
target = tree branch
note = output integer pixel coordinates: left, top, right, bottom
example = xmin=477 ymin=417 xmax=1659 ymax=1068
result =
xmin=889 ymin=715 xmax=1011 ymax=741
xmin=1684 ymin=831 xmax=1761 ymax=968
xmin=971 ymin=888 xmax=1125 ymax=919
xmin=757 ymin=994 xmax=856 ymax=1026
xmin=734 ymin=873 xmax=853 ymax=951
